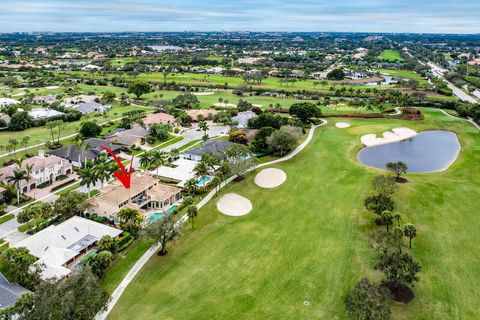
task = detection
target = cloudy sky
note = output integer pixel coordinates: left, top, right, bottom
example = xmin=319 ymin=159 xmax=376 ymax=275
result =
xmin=0 ymin=0 xmax=478 ymax=34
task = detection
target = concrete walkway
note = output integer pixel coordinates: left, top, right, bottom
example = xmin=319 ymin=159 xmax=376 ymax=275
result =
xmin=95 ymin=120 xmax=327 ymax=320
xmin=438 ymin=109 xmax=480 ymax=131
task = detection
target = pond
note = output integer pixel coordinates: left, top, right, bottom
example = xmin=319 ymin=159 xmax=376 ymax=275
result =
xmin=357 ymin=130 xmax=460 ymax=173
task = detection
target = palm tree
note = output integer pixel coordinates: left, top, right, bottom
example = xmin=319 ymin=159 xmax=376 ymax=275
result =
xmin=199 ymin=120 xmax=209 ymax=141
xmin=211 ymin=175 xmax=222 ymax=196
xmin=74 ymin=137 xmax=86 ymax=167
xmin=8 ymin=139 xmax=18 ymax=159
xmin=92 ymin=161 xmax=109 ymax=188
xmin=193 ymin=161 xmax=209 ymax=192
xmin=21 ymin=136 xmax=30 ymax=152
xmin=79 ymin=167 xmax=97 ymax=198
xmin=187 ymin=205 xmax=197 ymax=230
xmin=403 ymin=223 xmax=417 ymax=249
xmin=7 ymin=169 xmax=30 ymax=204
xmin=183 ymin=178 xmax=197 ymax=197
xmin=150 ymin=150 xmax=168 ymax=177
xmin=138 ymin=151 xmax=154 ymax=171
xmin=118 ymin=207 xmax=144 ymax=236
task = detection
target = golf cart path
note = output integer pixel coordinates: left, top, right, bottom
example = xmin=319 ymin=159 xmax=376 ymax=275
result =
xmin=438 ymin=109 xmax=480 ymax=131
xmin=95 ymin=120 xmax=327 ymax=320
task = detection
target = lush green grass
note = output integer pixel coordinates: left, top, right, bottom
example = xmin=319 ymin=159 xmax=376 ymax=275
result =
xmin=0 ymin=214 xmax=14 ymax=224
xmin=375 ymin=69 xmax=427 ymax=85
xmin=378 ymin=50 xmax=404 ymax=62
xmin=101 ymin=240 xmax=150 ymax=294
xmin=110 ymin=108 xmax=480 ymax=319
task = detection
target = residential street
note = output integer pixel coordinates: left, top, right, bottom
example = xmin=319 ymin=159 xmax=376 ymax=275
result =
xmin=428 ymin=62 xmax=478 ymax=103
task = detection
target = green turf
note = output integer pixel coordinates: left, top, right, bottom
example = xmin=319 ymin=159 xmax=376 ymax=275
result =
xmin=378 ymin=50 xmax=404 ymax=62
xmin=109 ymin=109 xmax=480 ymax=319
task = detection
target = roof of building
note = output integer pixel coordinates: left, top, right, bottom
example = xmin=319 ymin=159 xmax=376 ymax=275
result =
xmin=232 ymin=111 xmax=256 ymax=128
xmin=0 ymin=98 xmax=20 ymax=105
xmin=74 ymin=101 xmax=107 ymax=114
xmin=49 ymin=138 xmax=121 ymax=163
xmin=186 ymin=109 xmax=219 ymax=120
xmin=0 ymin=273 xmax=30 ymax=309
xmin=0 ymin=153 xmax=68 ymax=181
xmin=32 ymin=94 xmax=57 ymax=103
xmin=28 ymin=108 xmax=65 ymax=120
xmin=15 ymin=216 xmax=122 ymax=280
xmin=143 ymin=113 xmax=175 ymax=126
xmin=147 ymin=184 xmax=182 ymax=203
xmin=108 ymin=126 xmax=149 ymax=146
xmin=93 ymin=174 xmax=159 ymax=205
xmin=184 ymin=139 xmax=234 ymax=157
xmin=0 ymin=113 xmax=10 ymax=125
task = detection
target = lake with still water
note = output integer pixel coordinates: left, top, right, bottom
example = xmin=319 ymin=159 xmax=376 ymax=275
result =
xmin=357 ymin=130 xmax=461 ymax=173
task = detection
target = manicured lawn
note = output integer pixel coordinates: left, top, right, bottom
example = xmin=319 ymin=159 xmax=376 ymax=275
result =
xmin=0 ymin=214 xmax=14 ymax=224
xmin=101 ymin=240 xmax=151 ymax=294
xmin=378 ymin=49 xmax=404 ymax=62
xmin=109 ymin=108 xmax=480 ymax=319
xmin=375 ymin=69 xmax=427 ymax=85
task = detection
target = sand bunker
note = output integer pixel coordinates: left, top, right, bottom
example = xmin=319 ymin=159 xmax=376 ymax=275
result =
xmin=12 ymin=92 xmax=24 ymax=97
xmin=335 ymin=122 xmax=351 ymax=128
xmin=216 ymin=193 xmax=252 ymax=216
xmin=361 ymin=127 xmax=417 ymax=146
xmin=214 ymin=102 xmax=236 ymax=107
xmin=252 ymin=104 xmax=262 ymax=108
xmin=254 ymin=168 xmax=287 ymax=188
xmin=45 ymin=86 xmax=59 ymax=89
xmin=193 ymin=92 xmax=215 ymax=96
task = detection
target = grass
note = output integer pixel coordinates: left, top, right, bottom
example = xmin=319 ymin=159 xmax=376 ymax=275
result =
xmin=101 ymin=240 xmax=151 ymax=294
xmin=378 ymin=50 xmax=404 ymax=62
xmin=109 ymin=108 xmax=480 ymax=319
xmin=375 ymin=69 xmax=427 ymax=85
xmin=0 ymin=214 xmax=15 ymax=224
xmin=177 ymin=139 xmax=203 ymax=152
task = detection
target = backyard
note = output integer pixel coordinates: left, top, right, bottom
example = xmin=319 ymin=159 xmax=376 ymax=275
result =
xmin=108 ymin=109 xmax=480 ymax=319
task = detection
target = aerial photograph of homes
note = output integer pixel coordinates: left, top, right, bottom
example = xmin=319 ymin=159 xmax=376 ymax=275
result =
xmin=0 ymin=0 xmax=479 ymax=319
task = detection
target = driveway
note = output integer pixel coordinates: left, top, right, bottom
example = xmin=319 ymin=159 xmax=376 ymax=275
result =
xmin=132 ymin=125 xmax=229 ymax=169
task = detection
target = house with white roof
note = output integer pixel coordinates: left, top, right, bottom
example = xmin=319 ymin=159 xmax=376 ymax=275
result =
xmin=0 ymin=98 xmax=20 ymax=107
xmin=28 ymin=108 xmax=65 ymax=120
xmin=14 ymin=216 xmax=122 ymax=280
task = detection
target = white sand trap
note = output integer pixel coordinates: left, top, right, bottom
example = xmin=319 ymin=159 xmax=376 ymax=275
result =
xmin=214 ymin=102 xmax=236 ymax=107
xmin=193 ymin=92 xmax=215 ymax=96
xmin=217 ymin=193 xmax=252 ymax=216
xmin=45 ymin=86 xmax=59 ymax=89
xmin=252 ymin=104 xmax=262 ymax=107
xmin=361 ymin=127 xmax=417 ymax=146
xmin=12 ymin=92 xmax=24 ymax=96
xmin=254 ymin=168 xmax=287 ymax=188
xmin=335 ymin=122 xmax=351 ymax=128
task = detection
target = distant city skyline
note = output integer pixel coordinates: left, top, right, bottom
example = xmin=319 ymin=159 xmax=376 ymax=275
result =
xmin=0 ymin=0 xmax=478 ymax=34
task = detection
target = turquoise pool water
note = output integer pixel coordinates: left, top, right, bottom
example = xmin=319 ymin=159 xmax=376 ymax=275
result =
xmin=196 ymin=176 xmax=211 ymax=186
xmin=74 ymin=249 xmax=97 ymax=270
xmin=149 ymin=205 xmax=178 ymax=223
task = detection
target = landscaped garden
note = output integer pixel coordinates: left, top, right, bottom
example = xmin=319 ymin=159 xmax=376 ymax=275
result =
xmin=108 ymin=108 xmax=480 ymax=319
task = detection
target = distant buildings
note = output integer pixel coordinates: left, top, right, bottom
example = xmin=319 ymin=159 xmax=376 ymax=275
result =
xmin=182 ymin=140 xmax=234 ymax=162
xmin=0 ymin=98 xmax=20 ymax=107
xmin=344 ymin=69 xmax=369 ymax=80
xmin=49 ymin=138 xmax=122 ymax=167
xmin=142 ymin=113 xmax=175 ymax=127
xmin=105 ymin=126 xmax=149 ymax=147
xmin=32 ymin=94 xmax=57 ymax=105
xmin=73 ymin=101 xmax=109 ymax=114
xmin=28 ymin=108 xmax=65 ymax=120
xmin=0 ymin=151 xmax=73 ymax=194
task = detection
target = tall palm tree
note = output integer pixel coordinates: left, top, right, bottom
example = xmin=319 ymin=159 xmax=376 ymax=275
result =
xmin=193 ymin=161 xmax=209 ymax=192
xmin=211 ymin=175 xmax=222 ymax=196
xmin=7 ymin=169 xmax=30 ymax=204
xmin=183 ymin=178 xmax=197 ymax=197
xmin=74 ymin=137 xmax=86 ymax=167
xmin=187 ymin=205 xmax=197 ymax=230
xmin=21 ymin=136 xmax=30 ymax=152
xmin=8 ymin=139 xmax=18 ymax=159
xmin=150 ymin=150 xmax=168 ymax=177
xmin=79 ymin=167 xmax=97 ymax=198
xmin=138 ymin=151 xmax=154 ymax=171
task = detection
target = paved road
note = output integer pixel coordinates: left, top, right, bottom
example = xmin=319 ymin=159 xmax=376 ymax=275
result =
xmin=95 ymin=120 xmax=327 ymax=320
xmin=428 ymin=62 xmax=478 ymax=103
xmin=131 ymin=125 xmax=228 ymax=169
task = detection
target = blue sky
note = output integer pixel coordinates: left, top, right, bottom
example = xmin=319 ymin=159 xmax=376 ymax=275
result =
xmin=0 ymin=0 xmax=478 ymax=34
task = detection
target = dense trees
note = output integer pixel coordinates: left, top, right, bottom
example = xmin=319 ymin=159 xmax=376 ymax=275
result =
xmin=327 ymin=68 xmax=345 ymax=80
xmin=345 ymin=278 xmax=391 ymax=320
xmin=8 ymin=112 xmax=33 ymax=131
xmin=267 ymin=125 xmax=302 ymax=156
xmin=128 ymin=82 xmax=152 ymax=98
xmin=79 ymin=121 xmax=102 ymax=138
xmin=289 ymin=102 xmax=321 ymax=123
xmin=11 ymin=267 xmax=108 ymax=320
xmin=0 ymin=247 xmax=41 ymax=290
xmin=53 ymin=192 xmax=89 ymax=221
xmin=118 ymin=207 xmax=144 ymax=236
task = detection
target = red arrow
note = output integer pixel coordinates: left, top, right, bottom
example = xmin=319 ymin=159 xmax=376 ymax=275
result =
xmin=100 ymin=146 xmax=133 ymax=189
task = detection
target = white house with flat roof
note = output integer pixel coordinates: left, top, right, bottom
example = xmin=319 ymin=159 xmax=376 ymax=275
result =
xmin=0 ymin=98 xmax=20 ymax=107
xmin=15 ymin=216 xmax=122 ymax=280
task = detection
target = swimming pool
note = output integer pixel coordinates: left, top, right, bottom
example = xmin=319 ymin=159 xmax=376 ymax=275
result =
xmin=73 ymin=249 xmax=97 ymax=270
xmin=149 ymin=205 xmax=178 ymax=223
xmin=196 ymin=176 xmax=211 ymax=186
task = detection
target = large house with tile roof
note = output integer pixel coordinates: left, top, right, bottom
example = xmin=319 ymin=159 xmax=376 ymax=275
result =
xmin=0 ymin=151 xmax=72 ymax=194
